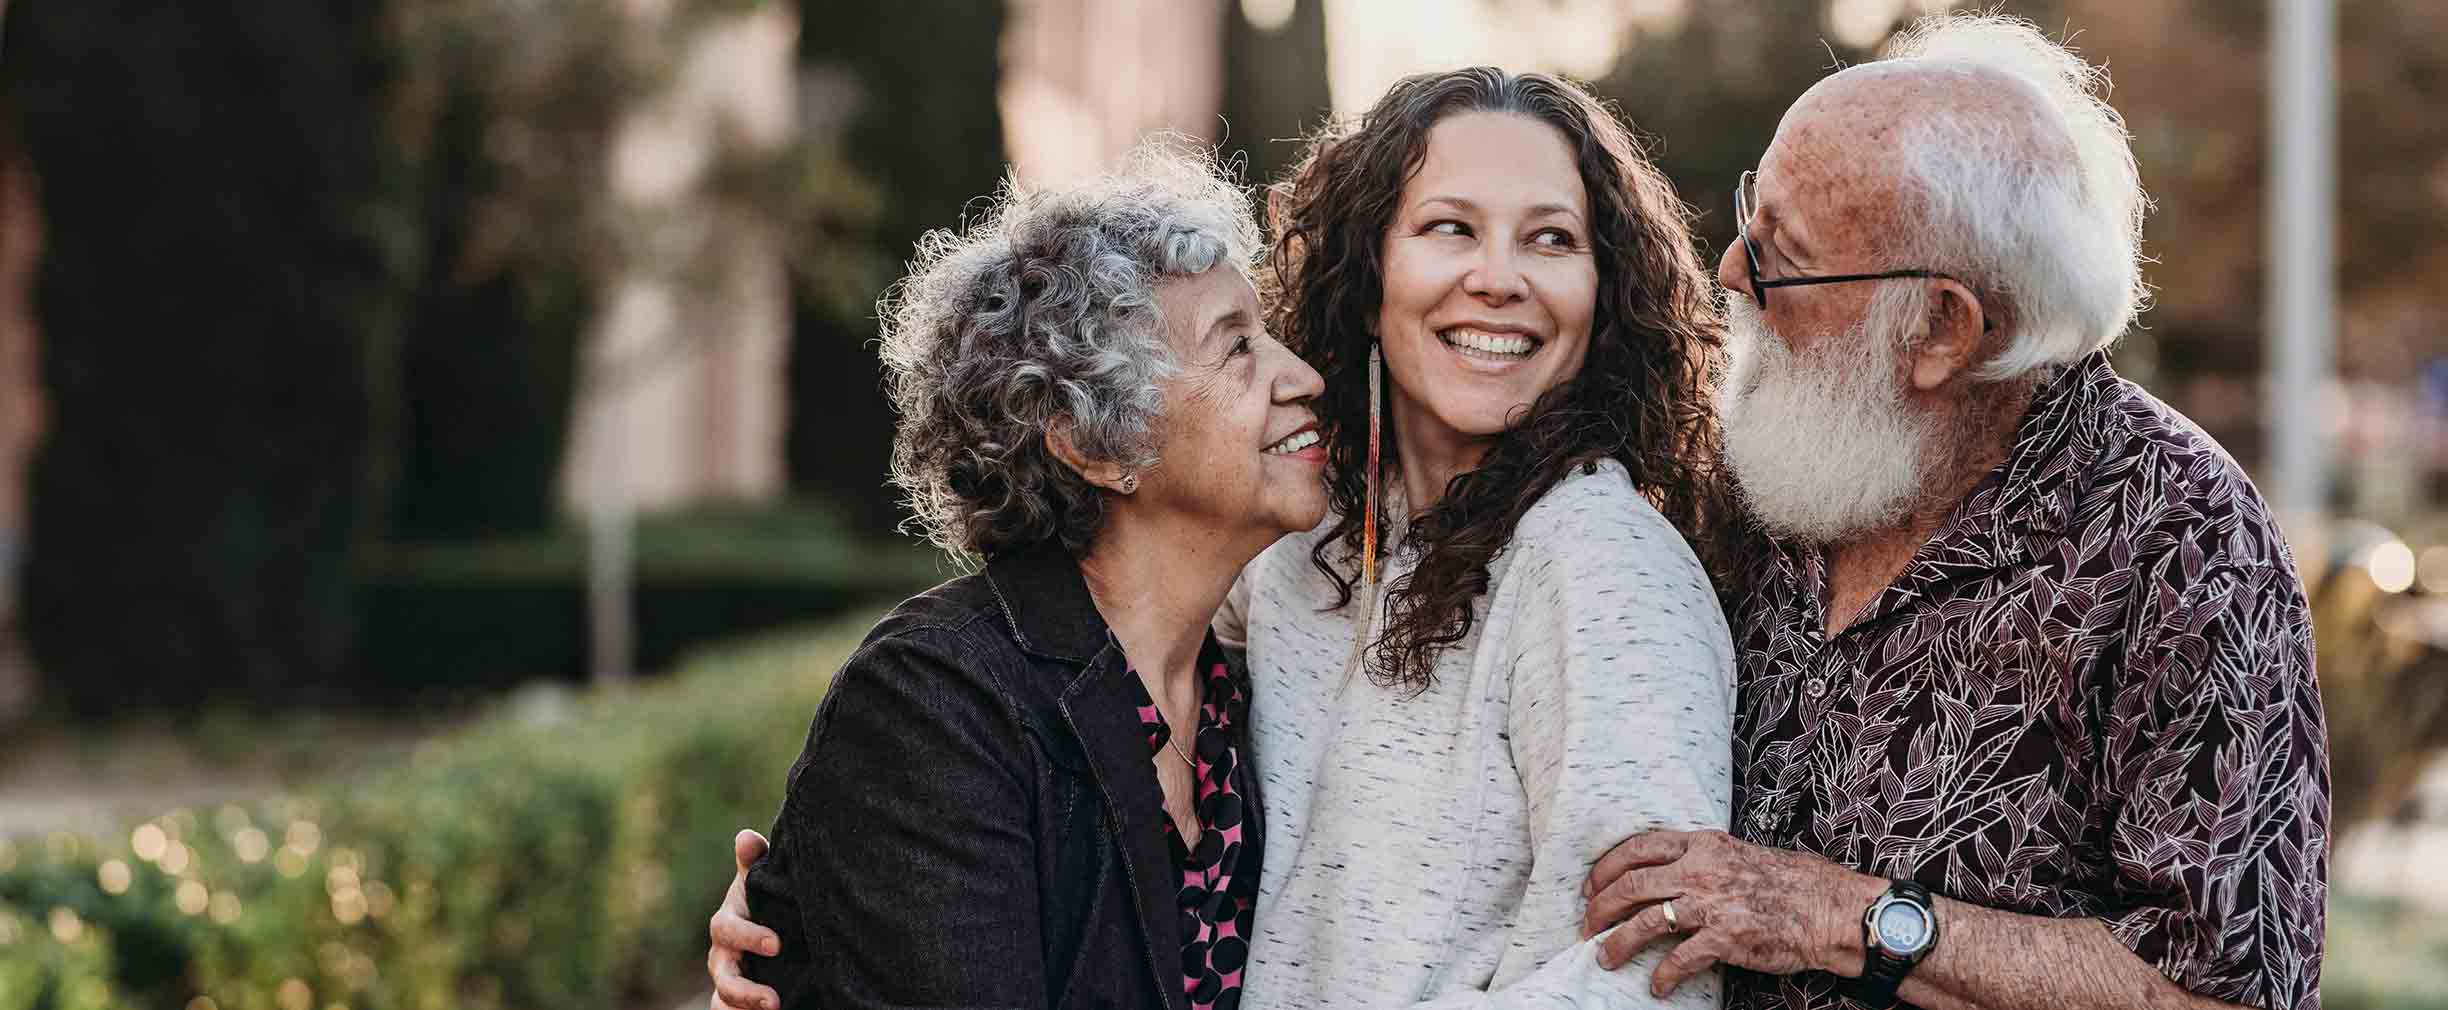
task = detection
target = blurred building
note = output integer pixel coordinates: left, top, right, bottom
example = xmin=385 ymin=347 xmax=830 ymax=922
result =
xmin=558 ymin=3 xmax=800 ymax=515
xmin=998 ymin=0 xmax=1229 ymax=187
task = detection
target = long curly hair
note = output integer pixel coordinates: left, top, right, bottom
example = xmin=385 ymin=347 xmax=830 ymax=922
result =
xmin=1266 ymin=67 xmax=1738 ymax=691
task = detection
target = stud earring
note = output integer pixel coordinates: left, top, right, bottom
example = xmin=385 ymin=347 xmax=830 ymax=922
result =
xmin=1117 ymin=472 xmax=1139 ymax=495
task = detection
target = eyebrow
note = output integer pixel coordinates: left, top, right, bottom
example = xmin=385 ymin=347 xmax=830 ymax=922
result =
xmin=1203 ymin=306 xmax=1253 ymax=347
xmin=1415 ymin=195 xmax=1586 ymax=222
xmin=1756 ymin=200 xmax=1813 ymax=266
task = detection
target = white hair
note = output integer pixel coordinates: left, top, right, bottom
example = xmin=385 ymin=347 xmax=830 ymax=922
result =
xmin=1876 ymin=14 xmax=2150 ymax=381
xmin=879 ymin=142 xmax=1262 ymax=559
xmin=1719 ymin=291 xmax=1953 ymax=543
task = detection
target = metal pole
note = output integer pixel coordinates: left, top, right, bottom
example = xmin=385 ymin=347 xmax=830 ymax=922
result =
xmin=586 ymin=392 xmax=636 ymax=685
xmin=2266 ymin=0 xmax=2336 ymax=520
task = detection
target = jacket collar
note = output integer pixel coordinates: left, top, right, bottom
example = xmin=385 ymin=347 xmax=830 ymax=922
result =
xmin=981 ymin=541 xmax=1115 ymax=665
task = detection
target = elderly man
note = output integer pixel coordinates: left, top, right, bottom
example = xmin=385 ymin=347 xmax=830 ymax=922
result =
xmin=1578 ymin=15 xmax=2326 ymax=1010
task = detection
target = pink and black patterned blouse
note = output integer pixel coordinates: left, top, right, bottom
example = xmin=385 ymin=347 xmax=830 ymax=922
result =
xmin=1724 ymin=352 xmax=2328 ymax=1010
xmin=1128 ymin=655 xmax=1258 ymax=1010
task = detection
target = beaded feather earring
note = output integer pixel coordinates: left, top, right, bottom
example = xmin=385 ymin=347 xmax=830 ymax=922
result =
xmin=1362 ymin=340 xmax=1382 ymax=586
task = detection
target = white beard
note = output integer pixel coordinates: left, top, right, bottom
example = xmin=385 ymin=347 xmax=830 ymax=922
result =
xmin=1717 ymin=296 xmax=1941 ymax=545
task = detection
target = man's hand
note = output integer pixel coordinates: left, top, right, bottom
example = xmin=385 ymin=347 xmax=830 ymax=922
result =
xmin=1581 ymin=829 xmax=1888 ymax=999
xmin=708 ymin=829 xmax=783 ymax=1010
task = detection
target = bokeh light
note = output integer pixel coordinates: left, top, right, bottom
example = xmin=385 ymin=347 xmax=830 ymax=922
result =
xmin=48 ymin=906 xmax=82 ymax=944
xmin=2371 ymin=540 xmax=2417 ymax=593
xmin=176 ymin=880 xmax=210 ymax=916
xmin=132 ymin=823 xmax=168 ymax=862
xmin=234 ymin=827 xmax=271 ymax=864
xmin=2418 ymin=545 xmax=2448 ymax=594
xmin=160 ymin=840 xmax=192 ymax=876
xmin=97 ymin=859 xmax=132 ymax=895
xmin=277 ymin=978 xmax=313 ymax=1010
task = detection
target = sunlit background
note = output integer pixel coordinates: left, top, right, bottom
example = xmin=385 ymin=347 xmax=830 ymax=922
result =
xmin=2 ymin=1 xmax=2444 ymax=1007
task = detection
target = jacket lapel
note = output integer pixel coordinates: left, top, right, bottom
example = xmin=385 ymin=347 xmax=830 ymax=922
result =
xmin=985 ymin=545 xmax=1188 ymax=1010
xmin=1058 ymin=644 xmax=1191 ymax=1010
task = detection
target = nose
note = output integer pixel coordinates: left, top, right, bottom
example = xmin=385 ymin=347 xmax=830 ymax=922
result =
xmin=1463 ymin=241 xmax=1528 ymax=305
xmin=1277 ymin=341 xmax=1326 ymax=403
xmin=1715 ymin=240 xmax=1750 ymax=304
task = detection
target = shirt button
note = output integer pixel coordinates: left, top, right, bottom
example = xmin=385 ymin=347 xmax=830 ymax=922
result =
xmin=1804 ymin=676 xmax=1829 ymax=700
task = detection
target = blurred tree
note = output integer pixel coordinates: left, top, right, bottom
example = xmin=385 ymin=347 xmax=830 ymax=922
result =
xmin=2 ymin=0 xmax=391 ymax=712
xmin=1222 ymin=0 xmax=1335 ymax=189
xmin=790 ymin=0 xmax=1008 ymax=537
xmin=1 ymin=0 xmax=870 ymax=712
xmin=375 ymin=2 xmax=644 ymax=541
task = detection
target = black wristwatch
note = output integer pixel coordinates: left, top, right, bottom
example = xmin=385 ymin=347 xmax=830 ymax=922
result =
xmin=1855 ymin=879 xmax=1938 ymax=1008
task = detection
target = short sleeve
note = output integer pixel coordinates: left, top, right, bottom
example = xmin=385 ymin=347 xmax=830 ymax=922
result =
xmin=2099 ymin=565 xmax=2328 ymax=1010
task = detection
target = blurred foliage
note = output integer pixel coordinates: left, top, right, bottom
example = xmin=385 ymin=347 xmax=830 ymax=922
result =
xmin=2325 ymin=894 xmax=2448 ymax=1010
xmin=374 ymin=0 xmax=648 ymax=541
xmin=0 ymin=610 xmax=880 ymax=1010
xmin=2311 ymin=547 xmax=2448 ymax=829
xmin=0 ymin=0 xmax=881 ymax=714
xmin=1222 ymin=0 xmax=1335 ymax=189
xmin=787 ymin=0 xmax=1008 ymax=534
xmin=1 ymin=1 xmax=393 ymax=715
xmin=354 ymin=504 xmax=934 ymax=698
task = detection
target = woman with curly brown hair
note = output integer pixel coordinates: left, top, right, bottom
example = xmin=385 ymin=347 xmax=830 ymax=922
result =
xmin=1212 ymin=67 xmax=1734 ymax=1010
xmin=709 ymin=70 xmax=1735 ymax=1010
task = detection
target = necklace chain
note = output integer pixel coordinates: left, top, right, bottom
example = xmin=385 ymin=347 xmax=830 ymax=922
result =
xmin=1165 ymin=731 xmax=1196 ymax=770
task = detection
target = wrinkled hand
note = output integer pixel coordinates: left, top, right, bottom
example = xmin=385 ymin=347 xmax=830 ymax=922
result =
xmin=708 ymin=829 xmax=782 ymax=1010
xmin=1580 ymin=829 xmax=1885 ymax=998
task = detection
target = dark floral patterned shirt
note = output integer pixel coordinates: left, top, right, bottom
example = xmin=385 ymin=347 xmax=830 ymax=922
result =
xmin=1129 ymin=652 xmax=1258 ymax=1010
xmin=1724 ymin=352 xmax=2329 ymax=1010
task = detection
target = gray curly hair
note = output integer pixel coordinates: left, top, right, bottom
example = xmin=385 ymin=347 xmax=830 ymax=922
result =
xmin=879 ymin=144 xmax=1262 ymax=560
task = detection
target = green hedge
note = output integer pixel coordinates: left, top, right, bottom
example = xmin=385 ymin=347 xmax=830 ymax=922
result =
xmin=352 ymin=506 xmax=937 ymax=698
xmin=2326 ymin=894 xmax=2448 ymax=1010
xmin=0 ymin=611 xmax=881 ymax=1010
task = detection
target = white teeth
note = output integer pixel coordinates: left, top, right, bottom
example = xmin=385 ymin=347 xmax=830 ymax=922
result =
xmin=1265 ymin=429 xmax=1321 ymax=455
xmin=1441 ymin=328 xmax=1537 ymax=356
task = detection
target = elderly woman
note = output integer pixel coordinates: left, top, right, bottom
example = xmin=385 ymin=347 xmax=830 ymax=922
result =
xmin=736 ymin=147 xmax=1328 ymax=1010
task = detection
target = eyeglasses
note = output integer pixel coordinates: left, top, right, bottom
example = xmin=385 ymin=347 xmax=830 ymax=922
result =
xmin=1734 ymin=170 xmax=1956 ymax=310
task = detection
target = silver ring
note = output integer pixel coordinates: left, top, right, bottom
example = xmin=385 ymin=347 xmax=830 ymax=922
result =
xmin=1661 ymin=899 xmax=1680 ymax=932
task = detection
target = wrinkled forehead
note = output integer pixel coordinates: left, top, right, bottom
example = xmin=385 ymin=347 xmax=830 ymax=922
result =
xmin=1758 ymin=62 xmax=2058 ymax=248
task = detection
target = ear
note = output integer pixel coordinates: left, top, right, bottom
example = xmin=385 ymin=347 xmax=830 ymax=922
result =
xmin=1907 ymin=279 xmax=1987 ymax=392
xmin=1044 ymin=419 xmax=1132 ymax=493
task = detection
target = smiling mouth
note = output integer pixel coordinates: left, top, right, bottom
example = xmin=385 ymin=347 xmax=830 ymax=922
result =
xmin=1437 ymin=327 xmax=1543 ymax=361
xmin=1263 ymin=427 xmax=1322 ymax=455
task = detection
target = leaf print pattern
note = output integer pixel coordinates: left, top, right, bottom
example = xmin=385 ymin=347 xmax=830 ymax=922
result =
xmin=1723 ymin=353 xmax=2329 ymax=1010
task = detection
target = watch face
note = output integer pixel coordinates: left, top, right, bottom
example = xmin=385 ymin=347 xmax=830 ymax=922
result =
xmin=1876 ymin=900 xmax=1932 ymax=954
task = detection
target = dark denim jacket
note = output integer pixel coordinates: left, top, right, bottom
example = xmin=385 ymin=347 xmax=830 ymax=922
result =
xmin=743 ymin=543 xmax=1264 ymax=1010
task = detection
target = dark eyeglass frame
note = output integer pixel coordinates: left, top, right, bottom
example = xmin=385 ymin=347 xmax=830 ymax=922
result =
xmin=1735 ymin=170 xmax=1957 ymax=310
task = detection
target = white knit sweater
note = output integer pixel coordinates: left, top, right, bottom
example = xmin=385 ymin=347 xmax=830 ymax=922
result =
xmin=1216 ymin=459 xmax=1733 ymax=1010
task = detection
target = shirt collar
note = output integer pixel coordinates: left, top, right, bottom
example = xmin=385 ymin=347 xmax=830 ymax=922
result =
xmin=1756 ymin=351 xmax=2122 ymax=633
